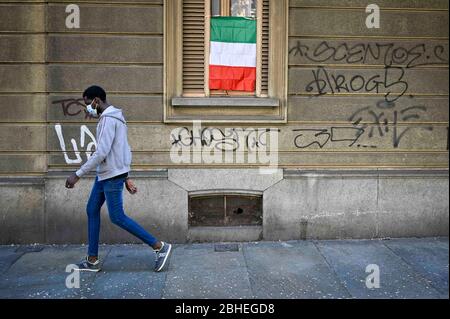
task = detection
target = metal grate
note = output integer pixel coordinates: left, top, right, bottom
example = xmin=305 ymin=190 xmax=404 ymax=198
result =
xmin=189 ymin=194 xmax=263 ymax=227
xmin=214 ymin=243 xmax=240 ymax=252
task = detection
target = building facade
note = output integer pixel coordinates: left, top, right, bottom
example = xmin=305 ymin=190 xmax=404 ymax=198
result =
xmin=0 ymin=0 xmax=448 ymax=244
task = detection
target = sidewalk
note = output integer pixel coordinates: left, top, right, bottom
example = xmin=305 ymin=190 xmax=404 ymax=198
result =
xmin=0 ymin=237 xmax=448 ymax=299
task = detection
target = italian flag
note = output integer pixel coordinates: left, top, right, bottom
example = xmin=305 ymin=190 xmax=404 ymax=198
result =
xmin=209 ymin=17 xmax=257 ymax=92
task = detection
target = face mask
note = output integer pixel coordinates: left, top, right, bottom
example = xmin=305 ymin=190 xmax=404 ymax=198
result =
xmin=86 ymin=100 xmax=99 ymax=118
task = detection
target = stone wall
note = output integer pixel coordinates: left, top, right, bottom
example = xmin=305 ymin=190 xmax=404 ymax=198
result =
xmin=0 ymin=0 xmax=448 ymax=243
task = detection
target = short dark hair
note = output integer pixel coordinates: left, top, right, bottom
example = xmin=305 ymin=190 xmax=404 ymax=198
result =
xmin=83 ymin=85 xmax=106 ymax=102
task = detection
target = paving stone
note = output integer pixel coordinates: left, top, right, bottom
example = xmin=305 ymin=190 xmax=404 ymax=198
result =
xmin=88 ymin=245 xmax=166 ymax=299
xmin=243 ymin=241 xmax=350 ymax=299
xmin=315 ymin=239 xmax=443 ymax=299
xmin=383 ymin=237 xmax=449 ymax=298
xmin=163 ymin=244 xmax=253 ymax=299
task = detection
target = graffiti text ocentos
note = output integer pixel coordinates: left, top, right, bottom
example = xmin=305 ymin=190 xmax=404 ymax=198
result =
xmin=289 ymin=41 xmax=448 ymax=69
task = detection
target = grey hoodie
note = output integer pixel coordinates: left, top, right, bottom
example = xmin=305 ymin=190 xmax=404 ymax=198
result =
xmin=76 ymin=106 xmax=132 ymax=181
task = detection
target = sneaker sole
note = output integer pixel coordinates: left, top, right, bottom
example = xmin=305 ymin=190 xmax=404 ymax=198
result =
xmin=155 ymin=244 xmax=172 ymax=272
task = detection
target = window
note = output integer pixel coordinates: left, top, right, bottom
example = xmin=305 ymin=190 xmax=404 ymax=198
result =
xmin=183 ymin=0 xmax=266 ymax=97
xmin=230 ymin=0 xmax=257 ymax=17
xmin=165 ymin=0 xmax=288 ymax=123
xmin=209 ymin=1 xmax=265 ymax=97
xmin=213 ymin=0 xmax=257 ymax=17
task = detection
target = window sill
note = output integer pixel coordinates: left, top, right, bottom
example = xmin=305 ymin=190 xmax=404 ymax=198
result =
xmin=172 ymin=97 xmax=280 ymax=108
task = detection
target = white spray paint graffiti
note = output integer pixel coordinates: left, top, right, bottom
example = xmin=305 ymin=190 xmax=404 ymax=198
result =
xmin=55 ymin=124 xmax=97 ymax=164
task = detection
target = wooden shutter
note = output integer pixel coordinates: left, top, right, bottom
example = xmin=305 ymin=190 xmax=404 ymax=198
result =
xmin=183 ymin=0 xmax=206 ymax=96
xmin=261 ymin=0 xmax=269 ymax=96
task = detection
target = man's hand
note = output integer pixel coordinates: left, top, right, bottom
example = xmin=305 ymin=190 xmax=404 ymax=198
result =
xmin=125 ymin=178 xmax=138 ymax=195
xmin=65 ymin=173 xmax=80 ymax=189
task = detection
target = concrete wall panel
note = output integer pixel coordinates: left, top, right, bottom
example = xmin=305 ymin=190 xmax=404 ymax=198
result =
xmin=288 ymin=96 xmax=449 ymax=123
xmin=0 ymin=65 xmax=46 ymax=92
xmin=0 ymin=125 xmax=45 ymax=150
xmin=0 ymin=95 xmax=47 ymax=122
xmin=47 ymin=65 xmax=163 ymax=93
xmin=47 ymin=4 xmax=163 ymax=34
xmin=0 ymin=181 xmax=45 ymax=244
xmin=378 ymin=177 xmax=449 ymax=237
xmin=290 ymin=0 xmax=449 ymax=9
xmin=0 ymin=155 xmax=46 ymax=173
xmin=0 ymin=4 xmax=45 ymax=32
xmin=47 ymin=35 xmax=163 ymax=63
xmin=289 ymin=8 xmax=448 ymax=37
xmin=44 ymin=174 xmax=188 ymax=244
xmin=0 ymin=35 xmax=46 ymax=62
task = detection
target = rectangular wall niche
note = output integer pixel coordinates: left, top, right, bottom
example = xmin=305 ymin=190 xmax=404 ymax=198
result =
xmin=188 ymin=194 xmax=263 ymax=227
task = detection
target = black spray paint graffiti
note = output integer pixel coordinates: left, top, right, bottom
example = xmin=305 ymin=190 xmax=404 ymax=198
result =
xmin=293 ymin=127 xmax=367 ymax=149
xmin=171 ymin=127 xmax=281 ymax=152
xmin=305 ymin=66 xmax=408 ymax=102
xmin=292 ymin=100 xmax=434 ymax=149
xmin=291 ymin=41 xmax=448 ymax=102
xmin=52 ymin=98 xmax=88 ymax=118
xmin=288 ymin=40 xmax=445 ymax=149
xmin=289 ymin=41 xmax=448 ymax=68
xmin=348 ymin=100 xmax=433 ymax=148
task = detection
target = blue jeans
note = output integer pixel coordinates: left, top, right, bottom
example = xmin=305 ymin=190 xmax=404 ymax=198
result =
xmin=86 ymin=175 xmax=158 ymax=257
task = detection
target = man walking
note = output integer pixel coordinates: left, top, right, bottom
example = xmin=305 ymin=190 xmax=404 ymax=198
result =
xmin=65 ymin=85 xmax=172 ymax=272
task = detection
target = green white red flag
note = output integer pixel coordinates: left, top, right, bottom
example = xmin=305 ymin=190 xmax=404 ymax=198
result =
xmin=209 ymin=17 xmax=257 ymax=92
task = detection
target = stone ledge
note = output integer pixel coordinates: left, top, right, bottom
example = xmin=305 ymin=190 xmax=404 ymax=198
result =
xmin=172 ymin=97 xmax=280 ymax=108
xmin=284 ymin=169 xmax=449 ymax=178
xmin=0 ymin=177 xmax=45 ymax=185
xmin=168 ymin=168 xmax=284 ymax=192
xmin=45 ymin=170 xmax=168 ymax=179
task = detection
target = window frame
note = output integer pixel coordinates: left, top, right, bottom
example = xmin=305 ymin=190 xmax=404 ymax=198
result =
xmin=164 ymin=0 xmax=288 ymax=124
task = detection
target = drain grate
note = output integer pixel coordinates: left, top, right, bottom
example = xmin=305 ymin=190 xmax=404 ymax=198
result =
xmin=214 ymin=243 xmax=239 ymax=252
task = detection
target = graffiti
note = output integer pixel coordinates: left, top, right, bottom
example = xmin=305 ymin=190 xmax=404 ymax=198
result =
xmin=305 ymin=66 xmax=408 ymax=102
xmin=288 ymin=38 xmax=445 ymax=150
xmin=289 ymin=41 xmax=448 ymax=68
xmin=292 ymin=41 xmax=447 ymax=103
xmin=170 ymin=121 xmax=279 ymax=169
xmin=291 ymin=100 xmax=434 ymax=149
xmin=52 ymin=98 xmax=88 ymax=118
xmin=171 ymin=126 xmax=281 ymax=152
xmin=292 ymin=127 xmax=367 ymax=149
xmin=171 ymin=127 xmax=238 ymax=151
xmin=348 ymin=100 xmax=433 ymax=148
xmin=55 ymin=124 xmax=97 ymax=164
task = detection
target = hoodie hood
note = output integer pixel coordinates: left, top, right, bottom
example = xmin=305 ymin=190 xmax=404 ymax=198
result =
xmin=100 ymin=105 xmax=126 ymax=124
